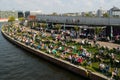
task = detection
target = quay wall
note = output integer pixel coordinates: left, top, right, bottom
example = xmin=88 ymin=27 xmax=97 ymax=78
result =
xmin=1 ymin=28 xmax=109 ymax=80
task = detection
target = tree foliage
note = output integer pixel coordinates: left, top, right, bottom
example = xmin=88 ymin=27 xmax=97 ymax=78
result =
xmin=55 ymin=24 xmax=61 ymax=30
xmin=103 ymin=13 xmax=109 ymax=17
xmin=74 ymin=26 xmax=80 ymax=38
xmin=34 ymin=22 xmax=39 ymax=27
xmin=85 ymin=13 xmax=91 ymax=17
xmin=18 ymin=17 xmax=25 ymax=22
xmin=94 ymin=27 xmax=103 ymax=35
xmin=8 ymin=16 xmax=15 ymax=23
xmin=52 ymin=12 xmax=58 ymax=15
xmin=74 ymin=26 xmax=80 ymax=31
xmin=41 ymin=23 xmax=47 ymax=28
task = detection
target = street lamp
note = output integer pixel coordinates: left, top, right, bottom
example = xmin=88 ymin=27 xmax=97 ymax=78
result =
xmin=64 ymin=23 xmax=65 ymax=31
xmin=111 ymin=26 xmax=113 ymax=41
xmin=109 ymin=17 xmax=113 ymax=41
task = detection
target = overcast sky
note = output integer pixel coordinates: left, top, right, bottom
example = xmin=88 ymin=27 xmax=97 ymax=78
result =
xmin=0 ymin=0 xmax=120 ymax=13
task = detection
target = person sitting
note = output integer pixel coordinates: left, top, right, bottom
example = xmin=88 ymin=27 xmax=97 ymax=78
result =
xmin=116 ymin=46 xmax=120 ymax=52
xmin=47 ymin=48 xmax=51 ymax=54
xmin=30 ymin=41 xmax=35 ymax=47
xmin=87 ymin=41 xmax=92 ymax=46
xmin=39 ymin=41 xmax=42 ymax=46
xmin=114 ymin=59 xmax=119 ymax=67
xmin=58 ymin=46 xmax=62 ymax=51
xmin=68 ymin=55 xmax=72 ymax=62
xmin=115 ymin=35 xmax=119 ymax=41
xmin=99 ymin=62 xmax=105 ymax=73
xmin=81 ymin=40 xmax=85 ymax=45
xmin=44 ymin=44 xmax=47 ymax=49
xmin=77 ymin=56 xmax=83 ymax=65
xmin=66 ymin=48 xmax=70 ymax=53
xmin=37 ymin=45 xmax=41 ymax=49
xmin=60 ymin=53 xmax=65 ymax=59
xmin=57 ymin=35 xmax=61 ymax=41
xmin=111 ymin=53 xmax=115 ymax=60
xmin=86 ymin=52 xmax=91 ymax=60
xmin=80 ymin=49 xmax=87 ymax=57
xmin=71 ymin=55 xmax=76 ymax=64
xmin=25 ymin=39 xmax=29 ymax=45
xmin=87 ymin=60 xmax=92 ymax=66
xmin=52 ymin=49 xmax=57 ymax=55
xmin=104 ymin=64 xmax=110 ymax=75
xmin=79 ymin=45 xmax=83 ymax=51
xmin=41 ymin=43 xmax=45 ymax=49
xmin=99 ymin=49 xmax=104 ymax=56
xmin=107 ymin=36 xmax=110 ymax=41
xmin=93 ymin=35 xmax=97 ymax=44
xmin=111 ymin=68 xmax=119 ymax=79
xmin=50 ymin=44 xmax=54 ymax=49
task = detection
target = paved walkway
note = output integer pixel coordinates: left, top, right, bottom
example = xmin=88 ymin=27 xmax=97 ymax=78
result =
xmin=74 ymin=38 xmax=120 ymax=49
xmin=97 ymin=41 xmax=120 ymax=49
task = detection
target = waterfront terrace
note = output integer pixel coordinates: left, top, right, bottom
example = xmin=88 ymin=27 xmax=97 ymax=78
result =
xmin=2 ymin=22 xmax=120 ymax=80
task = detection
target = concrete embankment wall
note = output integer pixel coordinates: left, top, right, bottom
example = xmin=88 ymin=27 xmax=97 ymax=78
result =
xmin=1 ymin=29 xmax=109 ymax=80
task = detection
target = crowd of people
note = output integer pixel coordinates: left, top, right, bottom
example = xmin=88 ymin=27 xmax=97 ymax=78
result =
xmin=3 ymin=23 xmax=120 ymax=80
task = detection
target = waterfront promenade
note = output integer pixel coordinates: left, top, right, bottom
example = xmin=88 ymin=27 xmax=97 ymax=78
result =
xmin=0 ymin=23 xmax=85 ymax=80
xmin=2 ymin=22 xmax=120 ymax=79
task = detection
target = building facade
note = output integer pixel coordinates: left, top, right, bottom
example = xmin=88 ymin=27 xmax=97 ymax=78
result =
xmin=25 ymin=11 xmax=30 ymax=18
xmin=0 ymin=11 xmax=18 ymax=19
xmin=108 ymin=6 xmax=120 ymax=17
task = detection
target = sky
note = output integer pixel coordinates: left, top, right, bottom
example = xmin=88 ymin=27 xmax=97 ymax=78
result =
xmin=0 ymin=0 xmax=120 ymax=14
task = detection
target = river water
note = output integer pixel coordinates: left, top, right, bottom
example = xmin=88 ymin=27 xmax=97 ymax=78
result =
xmin=0 ymin=22 xmax=85 ymax=80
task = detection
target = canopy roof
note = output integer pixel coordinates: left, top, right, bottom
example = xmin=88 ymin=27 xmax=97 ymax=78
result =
xmin=110 ymin=7 xmax=120 ymax=11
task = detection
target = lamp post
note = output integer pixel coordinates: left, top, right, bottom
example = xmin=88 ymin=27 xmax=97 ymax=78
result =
xmin=109 ymin=17 xmax=113 ymax=41
xmin=64 ymin=23 xmax=65 ymax=31
xmin=111 ymin=26 xmax=113 ymax=41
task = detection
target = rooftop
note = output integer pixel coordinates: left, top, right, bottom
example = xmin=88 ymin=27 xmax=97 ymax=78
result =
xmin=110 ymin=6 xmax=120 ymax=11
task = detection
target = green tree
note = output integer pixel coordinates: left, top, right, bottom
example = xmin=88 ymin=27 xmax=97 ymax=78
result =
xmin=94 ymin=27 xmax=103 ymax=36
xmin=51 ymin=12 xmax=58 ymax=15
xmin=18 ymin=17 xmax=25 ymax=22
xmin=74 ymin=26 xmax=80 ymax=38
xmin=55 ymin=24 xmax=61 ymax=32
xmin=34 ymin=22 xmax=39 ymax=27
xmin=40 ymin=23 xmax=47 ymax=32
xmin=8 ymin=16 xmax=15 ymax=25
xmin=18 ymin=17 xmax=25 ymax=26
xmin=28 ymin=21 xmax=32 ymax=28
xmin=103 ymin=13 xmax=109 ymax=17
xmin=85 ymin=13 xmax=91 ymax=17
